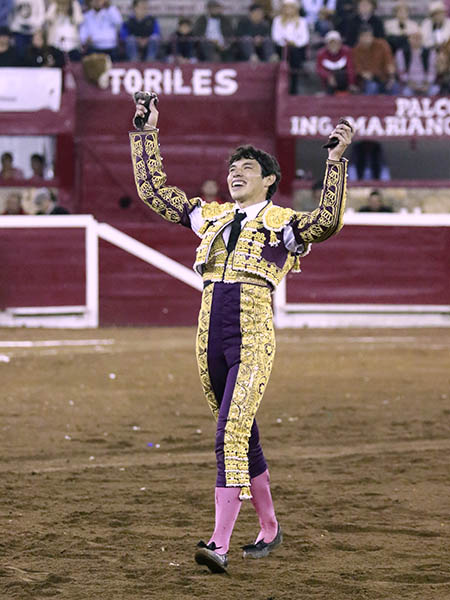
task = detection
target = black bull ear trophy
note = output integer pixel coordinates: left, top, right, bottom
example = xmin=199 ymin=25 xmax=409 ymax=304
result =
xmin=323 ymin=118 xmax=354 ymax=149
xmin=133 ymin=91 xmax=159 ymax=130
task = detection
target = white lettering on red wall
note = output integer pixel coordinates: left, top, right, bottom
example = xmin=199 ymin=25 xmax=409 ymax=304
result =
xmin=109 ymin=67 xmax=238 ymax=97
xmin=290 ymin=98 xmax=450 ymax=138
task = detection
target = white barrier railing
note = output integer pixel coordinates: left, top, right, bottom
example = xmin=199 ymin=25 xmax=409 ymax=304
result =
xmin=1 ymin=213 xmax=449 ymax=328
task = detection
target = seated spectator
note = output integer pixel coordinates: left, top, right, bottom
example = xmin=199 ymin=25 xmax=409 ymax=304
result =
xmin=335 ymin=0 xmax=357 ymax=40
xmin=436 ymin=38 xmax=450 ymax=93
xmin=314 ymin=7 xmax=336 ymax=40
xmin=166 ymin=18 xmax=196 ymax=63
xmin=343 ymin=0 xmax=385 ymax=47
xmin=46 ymin=0 xmax=84 ymax=62
xmin=192 ymin=0 xmax=234 ymax=62
xmin=352 ymin=25 xmax=399 ymax=94
xmin=301 ymin=0 xmax=336 ymax=27
xmin=0 ymin=152 xmax=24 ymax=180
xmin=384 ymin=2 xmax=419 ymax=54
xmin=200 ymin=179 xmax=224 ymax=203
xmin=10 ymin=0 xmax=46 ymax=59
xmin=25 ymin=29 xmax=65 ymax=67
xmin=271 ymin=0 xmax=310 ymax=94
xmin=79 ymin=0 xmax=122 ymax=61
xmin=2 ymin=190 xmax=24 ymax=214
xmin=396 ymin=31 xmax=439 ymax=97
xmin=0 ymin=26 xmax=22 ymax=66
xmin=0 ymin=0 xmax=13 ymax=28
xmin=33 ymin=188 xmax=69 ymax=214
xmin=236 ymin=3 xmax=276 ymax=62
xmin=316 ymin=30 xmax=356 ymax=94
xmin=349 ymin=141 xmax=390 ymax=181
xmin=358 ymin=189 xmax=393 ymax=212
xmin=28 ymin=153 xmax=47 ymax=182
xmin=421 ymin=1 xmax=450 ymax=50
xmin=120 ymin=0 xmax=162 ymax=62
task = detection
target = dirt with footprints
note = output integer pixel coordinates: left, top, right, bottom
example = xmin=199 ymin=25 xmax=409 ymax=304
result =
xmin=0 ymin=327 xmax=449 ymax=600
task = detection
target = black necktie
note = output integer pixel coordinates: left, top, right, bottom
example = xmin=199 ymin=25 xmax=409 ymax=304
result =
xmin=226 ymin=210 xmax=246 ymax=254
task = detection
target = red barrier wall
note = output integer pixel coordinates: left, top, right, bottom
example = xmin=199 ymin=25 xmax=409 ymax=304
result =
xmin=1 ymin=224 xmax=449 ymax=326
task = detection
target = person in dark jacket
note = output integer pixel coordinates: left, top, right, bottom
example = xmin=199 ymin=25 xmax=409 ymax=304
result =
xmin=341 ymin=0 xmax=385 ymax=47
xmin=192 ymin=0 xmax=234 ymax=61
xmin=24 ymin=29 xmax=65 ymax=67
xmin=236 ymin=3 xmax=276 ymax=62
xmin=358 ymin=189 xmax=393 ymax=212
xmin=120 ymin=0 xmax=162 ymax=61
xmin=166 ymin=17 xmax=196 ymax=63
xmin=0 ymin=26 xmax=22 ymax=66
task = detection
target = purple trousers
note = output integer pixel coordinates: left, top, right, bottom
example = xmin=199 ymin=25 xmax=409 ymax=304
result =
xmin=196 ymin=282 xmax=276 ymax=496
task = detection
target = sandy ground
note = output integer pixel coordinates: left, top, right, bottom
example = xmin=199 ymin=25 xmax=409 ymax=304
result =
xmin=0 ymin=327 xmax=449 ymax=600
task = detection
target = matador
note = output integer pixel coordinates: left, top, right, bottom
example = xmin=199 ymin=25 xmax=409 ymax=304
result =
xmin=131 ymin=95 xmax=354 ymax=573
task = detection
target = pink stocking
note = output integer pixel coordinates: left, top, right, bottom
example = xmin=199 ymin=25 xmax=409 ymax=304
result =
xmin=208 ymin=487 xmax=242 ymax=554
xmin=250 ymin=469 xmax=278 ymax=543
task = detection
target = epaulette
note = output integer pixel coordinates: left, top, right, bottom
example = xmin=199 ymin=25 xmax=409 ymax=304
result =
xmin=262 ymin=205 xmax=296 ymax=232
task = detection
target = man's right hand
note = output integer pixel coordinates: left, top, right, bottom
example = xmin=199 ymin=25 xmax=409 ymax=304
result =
xmin=133 ymin=94 xmax=159 ymax=130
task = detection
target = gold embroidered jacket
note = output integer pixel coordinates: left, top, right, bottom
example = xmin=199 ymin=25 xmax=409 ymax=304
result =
xmin=130 ymin=130 xmax=348 ymax=289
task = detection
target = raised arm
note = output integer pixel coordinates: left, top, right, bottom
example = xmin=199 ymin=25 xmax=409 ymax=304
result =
xmin=291 ymin=120 xmax=354 ymax=245
xmin=130 ymin=95 xmax=200 ymax=226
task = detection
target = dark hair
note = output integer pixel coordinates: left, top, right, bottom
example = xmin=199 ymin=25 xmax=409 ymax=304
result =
xmin=369 ymin=188 xmax=381 ymax=197
xmin=228 ymin=145 xmax=281 ymax=200
xmin=249 ymin=3 xmax=263 ymax=11
xmin=178 ymin=17 xmax=192 ymax=26
xmin=133 ymin=0 xmax=146 ymax=6
xmin=1 ymin=152 xmax=13 ymax=161
xmin=31 ymin=153 xmax=44 ymax=164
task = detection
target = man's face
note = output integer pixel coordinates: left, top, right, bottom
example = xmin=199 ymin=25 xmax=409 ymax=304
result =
xmin=5 ymin=194 xmax=22 ymax=214
xmin=250 ymin=7 xmax=264 ymax=24
xmin=92 ymin=0 xmax=107 ymax=10
xmin=368 ymin=194 xmax=382 ymax=210
xmin=208 ymin=3 xmax=222 ymax=17
xmin=0 ymin=34 xmax=10 ymax=52
xmin=431 ymin=10 xmax=446 ymax=25
xmin=31 ymin=157 xmax=44 ymax=175
xmin=227 ymin=158 xmax=271 ymax=206
xmin=134 ymin=1 xmax=148 ymax=20
xmin=358 ymin=0 xmax=373 ymax=18
xmin=1 ymin=154 xmax=12 ymax=169
xmin=202 ymin=179 xmax=219 ymax=197
xmin=327 ymin=38 xmax=342 ymax=53
xmin=359 ymin=31 xmax=373 ymax=47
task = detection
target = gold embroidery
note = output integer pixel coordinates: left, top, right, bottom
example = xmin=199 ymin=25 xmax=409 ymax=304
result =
xmin=294 ymin=159 xmax=348 ymax=244
xmin=130 ymin=130 xmax=198 ymax=224
xmin=195 ymin=286 xmax=219 ymax=420
xmin=223 ymin=284 xmax=275 ymax=500
xmin=263 ymin=205 xmax=296 ymax=231
xmin=201 ymin=201 xmax=235 ymax=222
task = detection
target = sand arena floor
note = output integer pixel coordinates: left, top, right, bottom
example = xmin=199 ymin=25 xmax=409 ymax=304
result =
xmin=0 ymin=327 xmax=449 ymax=600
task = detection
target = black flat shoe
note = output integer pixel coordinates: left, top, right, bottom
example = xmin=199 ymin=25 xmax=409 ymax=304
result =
xmin=195 ymin=541 xmax=228 ymax=574
xmin=242 ymin=524 xmax=283 ymax=559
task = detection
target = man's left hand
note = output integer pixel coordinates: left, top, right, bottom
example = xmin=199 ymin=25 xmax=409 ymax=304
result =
xmin=327 ymin=121 xmax=355 ymax=161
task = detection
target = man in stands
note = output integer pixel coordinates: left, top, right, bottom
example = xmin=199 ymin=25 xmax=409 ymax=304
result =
xmin=342 ymin=0 xmax=385 ymax=47
xmin=236 ymin=3 xmax=276 ymax=63
xmin=316 ymin=30 xmax=356 ymax=94
xmin=9 ymin=0 xmax=46 ymax=58
xmin=33 ymin=188 xmax=69 ymax=214
xmin=29 ymin=153 xmax=47 ymax=182
xmin=192 ymin=0 xmax=234 ymax=61
xmin=352 ymin=24 xmax=399 ymax=94
xmin=166 ymin=17 xmax=196 ymax=63
xmin=130 ymin=94 xmax=354 ymax=574
xmin=79 ymin=0 xmax=122 ymax=61
xmin=0 ymin=26 xmax=22 ymax=66
xmin=358 ymin=189 xmax=393 ymax=213
xmin=121 ymin=0 xmax=162 ymax=61
xmin=395 ymin=31 xmax=439 ymax=97
xmin=421 ymin=1 xmax=450 ymax=50
xmin=0 ymin=152 xmax=24 ymax=180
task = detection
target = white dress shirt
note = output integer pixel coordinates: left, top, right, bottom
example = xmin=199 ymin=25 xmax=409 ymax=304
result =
xmin=189 ymin=200 xmax=304 ymax=253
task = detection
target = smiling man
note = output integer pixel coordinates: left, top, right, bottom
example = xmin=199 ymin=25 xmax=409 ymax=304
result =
xmin=130 ymin=95 xmax=354 ymax=574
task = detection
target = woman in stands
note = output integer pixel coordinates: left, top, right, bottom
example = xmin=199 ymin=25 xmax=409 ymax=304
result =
xmin=46 ymin=0 xmax=84 ymax=62
xmin=271 ymin=0 xmax=309 ymax=93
